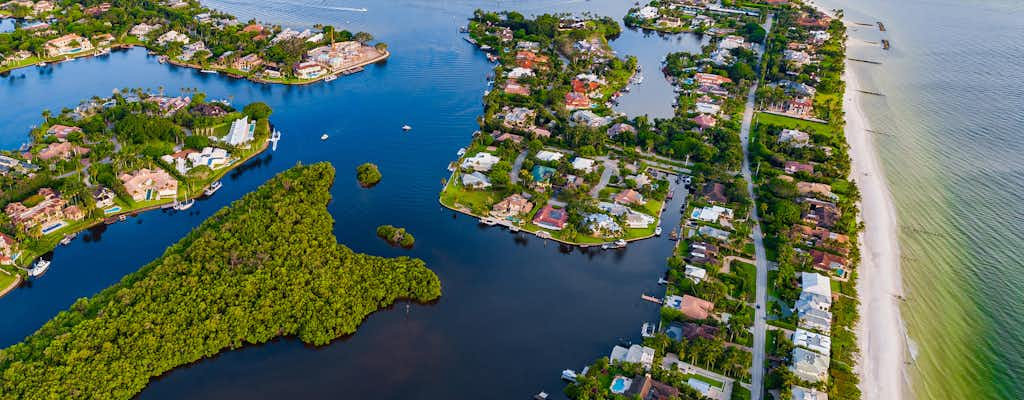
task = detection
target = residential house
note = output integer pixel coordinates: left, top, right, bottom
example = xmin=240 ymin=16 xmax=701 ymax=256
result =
xmin=800 ymin=197 xmax=840 ymax=229
xmin=810 ymin=249 xmax=847 ymax=274
xmin=792 ymin=386 xmax=829 ymax=400
xmin=91 ymin=187 xmax=116 ymax=208
xmin=793 ymin=328 xmax=831 ymax=357
xmin=808 ymin=30 xmax=831 ymax=45
xmin=571 ymin=77 xmax=601 ymax=96
xmin=570 ymin=110 xmax=611 ymax=128
xmin=685 ymin=265 xmax=707 ymax=283
xmin=294 ymin=61 xmax=324 ymax=79
xmin=571 ymin=157 xmax=596 ymax=173
xmin=791 ymin=347 xmax=829 ymax=383
xmin=503 ymin=79 xmax=531 ymax=96
xmin=698 ymin=225 xmax=731 ymax=241
xmin=657 ymin=16 xmax=683 ymax=29
xmin=44 ymin=34 xmax=93 ymax=57
xmin=495 ymin=27 xmax=513 ymax=42
xmin=797 ymin=181 xmax=834 ymax=198
xmin=625 ymin=211 xmax=655 ymax=229
xmin=461 ymin=171 xmax=492 ymax=189
xmin=777 ymin=80 xmax=817 ymax=96
xmin=507 ymin=67 xmax=534 ymax=79
xmin=784 ymin=49 xmax=812 ymax=67
xmin=503 ymin=107 xmax=536 ymax=129
xmin=156 ymin=30 xmax=189 ymax=46
xmin=36 ymin=142 xmax=88 ymax=161
xmin=613 ymin=189 xmax=644 ymax=206
xmin=221 ymin=116 xmax=256 ymax=146
xmin=232 ymin=53 xmax=263 ymax=72
xmin=626 ymin=374 xmax=680 ymax=400
xmin=607 ymin=123 xmax=636 ymax=138
xmin=779 ymin=129 xmax=811 ymax=147
xmin=461 ymin=152 xmax=500 ymax=171
xmin=717 ymin=35 xmax=746 ymax=50
xmin=83 ymin=2 xmax=111 ymax=16
xmin=46 ymin=124 xmax=82 ymax=141
xmin=694 ymin=73 xmax=733 ymax=86
xmin=191 ymin=103 xmax=227 ymax=117
xmin=91 ymin=33 xmax=115 ymax=47
xmin=636 ymin=6 xmax=659 ymax=20
xmin=688 ymin=241 xmax=718 ymax=265
xmin=785 ymin=161 xmax=815 ymax=174
xmin=564 ymin=92 xmax=590 ymax=110
xmin=532 ymin=205 xmax=569 ymax=230
xmin=179 ymin=41 xmax=207 ymax=61
xmin=665 ymin=294 xmax=715 ymax=320
xmin=695 ymin=96 xmax=721 ymax=115
xmin=0 ymin=233 xmax=17 ymax=264
xmin=516 ymin=41 xmax=540 ymax=52
xmin=119 ymin=168 xmax=178 ymax=201
xmin=535 ymin=150 xmax=563 ymax=162
xmin=609 ymin=344 xmax=656 ymax=370
xmin=791 ymin=224 xmax=849 ymax=248
xmin=4 ymin=188 xmax=68 ymax=231
xmin=585 ymin=213 xmax=622 ymax=236
xmin=492 ymin=131 xmax=523 ymax=144
xmin=692 ymin=205 xmax=733 ymax=223
xmin=784 ymin=97 xmax=814 ymax=118
xmin=130 ymin=23 xmax=161 ymax=40
xmin=146 ymin=96 xmax=191 ymax=116
xmin=515 ymin=50 xmax=548 ymax=69
xmin=691 ymin=114 xmax=717 ymax=130
xmin=491 ymin=194 xmax=533 ymax=218
xmin=798 ymin=307 xmax=832 ymax=334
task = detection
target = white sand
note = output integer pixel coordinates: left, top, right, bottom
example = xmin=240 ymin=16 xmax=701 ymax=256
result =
xmin=842 ymin=56 xmax=910 ymax=400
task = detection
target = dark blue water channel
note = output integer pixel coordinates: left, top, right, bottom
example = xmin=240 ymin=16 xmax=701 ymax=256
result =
xmin=0 ymin=1 xmax=704 ymax=397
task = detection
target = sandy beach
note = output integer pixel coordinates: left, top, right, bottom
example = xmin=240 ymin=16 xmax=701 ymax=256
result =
xmin=841 ymin=48 xmax=910 ymax=400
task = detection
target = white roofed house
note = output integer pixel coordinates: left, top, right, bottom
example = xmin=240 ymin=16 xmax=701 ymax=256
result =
xmin=571 ymin=157 xmax=596 ymax=173
xmin=461 ymin=171 xmax=492 ymax=189
xmin=460 ymin=152 xmax=500 ymax=172
xmin=784 ymin=49 xmax=812 ymax=67
xmin=156 ymin=30 xmax=190 ymax=46
xmin=129 ymin=23 xmax=161 ymax=40
xmin=535 ymin=150 xmax=564 ymax=162
xmin=791 ymin=347 xmax=829 ymax=384
xmin=685 ymin=265 xmax=707 ymax=283
xmin=570 ymin=110 xmax=611 ymax=128
xmin=503 ymin=107 xmax=536 ymax=129
xmin=221 ymin=116 xmax=256 ymax=146
xmin=801 ymin=272 xmax=832 ymax=298
xmin=717 ymin=35 xmax=746 ymax=51
xmin=798 ymin=307 xmax=832 ymax=334
xmin=635 ymin=6 xmax=659 ymax=20
xmin=609 ymin=344 xmax=656 ymax=370
xmin=507 ymin=67 xmax=534 ymax=79
xmin=792 ymin=328 xmax=831 ymax=357
xmin=779 ymin=129 xmax=811 ymax=147
xmin=792 ymin=385 xmax=829 ymax=400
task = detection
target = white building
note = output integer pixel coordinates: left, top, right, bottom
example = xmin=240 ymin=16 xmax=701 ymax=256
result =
xmin=460 ymin=152 xmax=500 ymax=172
xmin=791 ymin=347 xmax=829 ymax=383
xmin=461 ymin=171 xmax=492 ymax=189
xmin=636 ymin=6 xmax=659 ymax=20
xmin=780 ymin=129 xmax=811 ymax=147
xmin=156 ymin=30 xmax=190 ymax=45
xmin=609 ymin=344 xmax=656 ymax=370
xmin=570 ymin=110 xmax=611 ymax=128
xmin=222 ymin=116 xmax=255 ymax=146
xmin=692 ymin=205 xmax=734 ymax=222
xmin=507 ymin=67 xmax=534 ymax=79
xmin=571 ymin=157 xmax=596 ymax=173
xmin=685 ymin=265 xmax=707 ymax=283
xmin=792 ymin=385 xmax=829 ymax=400
xmin=793 ymin=328 xmax=831 ymax=357
xmin=535 ymin=150 xmax=564 ymax=162
xmin=802 ymin=272 xmax=832 ymax=298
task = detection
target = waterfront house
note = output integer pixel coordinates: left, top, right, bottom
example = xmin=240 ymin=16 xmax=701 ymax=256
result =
xmin=694 ymin=73 xmax=733 ymax=87
xmin=609 ymin=344 xmax=656 ymax=370
xmin=801 ymin=271 xmax=832 ymax=298
xmin=495 ymin=27 xmax=513 ymax=42
xmin=791 ymin=224 xmax=849 ymax=248
xmin=156 ymin=30 xmax=189 ymax=46
xmin=535 ymin=150 xmax=563 ymax=162
xmin=570 ymin=110 xmax=611 ymax=128
xmin=491 ymin=194 xmax=532 ymax=218
xmin=692 ymin=205 xmax=733 ymax=223
xmin=695 ymin=99 xmax=721 ymax=115
xmin=92 ymin=186 xmax=116 ymax=208
xmin=800 ymin=197 xmax=840 ymax=229
xmin=797 ymin=181 xmax=834 ymax=198
xmin=691 ymin=114 xmax=717 ymax=130
xmin=294 ymin=61 xmax=324 ymax=79
xmin=717 ymin=35 xmax=746 ymax=51
xmin=796 ymin=12 xmax=832 ymax=29
xmin=91 ymin=33 xmax=115 ymax=47
xmin=178 ymin=41 xmax=207 ymax=61
xmin=777 ymin=80 xmax=818 ymax=97
xmin=613 ymin=189 xmax=644 ymax=206
xmin=779 ymin=128 xmax=811 ymax=147
xmin=791 ymin=347 xmax=830 ymax=383
xmin=810 ymin=249 xmax=847 ymax=274
xmin=697 ymin=226 xmax=731 ymax=241
xmin=808 ymin=30 xmax=831 ymax=46
xmin=636 ymin=6 xmax=659 ymax=20
xmin=492 ymin=131 xmax=524 ymax=144
xmin=36 ymin=142 xmax=89 ymax=161
xmin=798 ymin=307 xmax=832 ymax=334
xmin=532 ymin=205 xmax=568 ymax=230
xmin=191 ymin=103 xmax=227 ymax=117
xmin=690 ymin=15 xmax=715 ymax=29
xmin=571 ymin=157 xmax=596 ymax=173
xmin=130 ymin=23 xmax=161 ymax=40
xmin=797 ymin=291 xmax=832 ymax=315
xmin=32 ymin=0 xmax=53 ymax=14
xmin=461 ymin=171 xmax=492 ymax=189
xmin=784 ymin=97 xmax=814 ymax=118
xmin=503 ymin=79 xmax=531 ymax=96
xmin=793 ymin=328 xmax=831 ymax=357
xmin=514 ymin=50 xmax=548 ymax=69
xmin=507 ymin=67 xmax=534 ymax=79
xmin=665 ymin=294 xmax=715 ymax=320
xmin=571 ymin=77 xmax=601 ymax=96
xmin=784 ymin=49 xmax=812 ymax=67
xmin=625 ymin=211 xmax=655 ymax=229
xmin=232 ymin=53 xmax=263 ymax=72
xmin=146 ymin=96 xmax=191 ymax=116
xmin=792 ymin=385 xmax=829 ymax=400
xmin=460 ymin=152 xmax=500 ymax=172
xmin=0 ymin=232 xmax=17 ymax=264
xmin=685 ymin=265 xmax=707 ymax=283
xmin=222 ymin=116 xmax=256 ymax=146
xmin=503 ymin=107 xmax=536 ymax=129
xmin=657 ymin=16 xmax=683 ymax=29
xmin=119 ymin=168 xmax=178 ymax=201
xmin=584 ymin=213 xmax=622 ymax=236
xmin=5 ymin=188 xmax=68 ymax=231
xmin=607 ymin=123 xmax=636 ymax=138
xmin=785 ymin=161 xmax=815 ymax=174
xmin=688 ymin=242 xmax=718 ymax=265
xmin=626 ymin=374 xmax=680 ymax=400
xmin=564 ymin=92 xmax=591 ymax=110
xmin=44 ymin=34 xmax=93 ymax=57
xmin=516 ymin=41 xmax=541 ymax=52
xmin=46 ymin=124 xmax=82 ymax=142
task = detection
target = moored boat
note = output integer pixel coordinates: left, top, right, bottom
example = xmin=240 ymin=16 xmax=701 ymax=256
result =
xmin=204 ymin=180 xmax=223 ymax=196
xmin=28 ymin=259 xmax=50 ymax=278
xmin=173 ymin=199 xmax=195 ymax=211
xmin=321 ymin=133 xmax=329 ymax=140
xmin=655 ymin=226 xmax=662 ymax=236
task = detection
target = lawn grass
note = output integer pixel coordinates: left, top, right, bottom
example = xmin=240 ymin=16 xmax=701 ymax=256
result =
xmin=0 ymin=271 xmax=17 ymax=291
xmin=684 ymin=373 xmax=725 ymax=389
xmin=754 ymin=112 xmax=836 ymax=136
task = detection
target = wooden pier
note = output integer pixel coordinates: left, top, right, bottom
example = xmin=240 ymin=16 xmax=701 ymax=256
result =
xmin=848 ymin=57 xmax=882 ymax=65
xmin=641 ymin=293 xmax=663 ymax=304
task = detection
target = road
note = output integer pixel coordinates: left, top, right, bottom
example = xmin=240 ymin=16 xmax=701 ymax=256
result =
xmin=588 ymin=157 xmax=618 ymax=198
xmin=741 ymin=14 xmax=773 ymax=400
xmin=510 ymin=150 xmax=527 ymax=184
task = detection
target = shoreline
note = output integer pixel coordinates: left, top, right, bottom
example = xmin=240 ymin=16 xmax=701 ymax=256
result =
xmin=840 ymin=38 xmax=909 ymax=400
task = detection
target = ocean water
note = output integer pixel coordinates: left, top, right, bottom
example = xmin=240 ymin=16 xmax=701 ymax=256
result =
xmin=814 ymin=0 xmax=1024 ymax=398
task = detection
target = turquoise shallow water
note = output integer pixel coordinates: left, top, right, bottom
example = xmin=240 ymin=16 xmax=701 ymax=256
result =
xmin=816 ymin=0 xmax=1024 ymax=398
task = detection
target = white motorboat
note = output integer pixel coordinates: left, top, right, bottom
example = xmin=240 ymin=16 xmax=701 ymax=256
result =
xmin=561 ymin=369 xmax=578 ymax=382
xmin=204 ymin=181 xmax=223 ymax=196
xmin=174 ymin=199 xmax=195 ymax=211
xmin=655 ymin=226 xmax=663 ymax=236
xmin=402 ymin=124 xmax=412 ymax=131
xmin=321 ymin=133 xmax=329 ymax=140
xmin=29 ymin=259 xmax=50 ymax=277
xmin=324 ymin=74 xmax=337 ymax=82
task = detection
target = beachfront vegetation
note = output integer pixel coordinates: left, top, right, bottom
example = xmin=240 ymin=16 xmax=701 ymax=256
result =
xmin=0 ymin=163 xmax=441 ymax=399
xmin=356 ymin=162 xmax=382 ymax=187
xmin=376 ymin=225 xmax=415 ymax=248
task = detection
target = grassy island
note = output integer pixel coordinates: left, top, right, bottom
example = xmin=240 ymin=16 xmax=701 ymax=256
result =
xmin=356 ymin=162 xmax=382 ymax=187
xmin=376 ymin=225 xmax=415 ymax=248
xmin=0 ymin=163 xmax=441 ymax=399
xmin=0 ymin=0 xmax=388 ymax=84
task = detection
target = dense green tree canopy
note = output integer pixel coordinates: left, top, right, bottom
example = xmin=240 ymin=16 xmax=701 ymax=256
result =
xmin=0 ymin=163 xmax=441 ymax=399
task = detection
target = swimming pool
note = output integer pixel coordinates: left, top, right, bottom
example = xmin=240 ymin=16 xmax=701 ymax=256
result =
xmin=104 ymin=206 xmax=122 ymax=214
xmin=41 ymin=221 xmax=66 ymax=235
xmin=610 ymin=376 xmax=632 ymax=394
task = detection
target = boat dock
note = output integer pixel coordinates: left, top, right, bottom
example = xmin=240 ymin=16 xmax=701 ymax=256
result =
xmin=641 ymin=293 xmax=663 ymax=304
xmin=848 ymin=57 xmax=882 ymax=65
